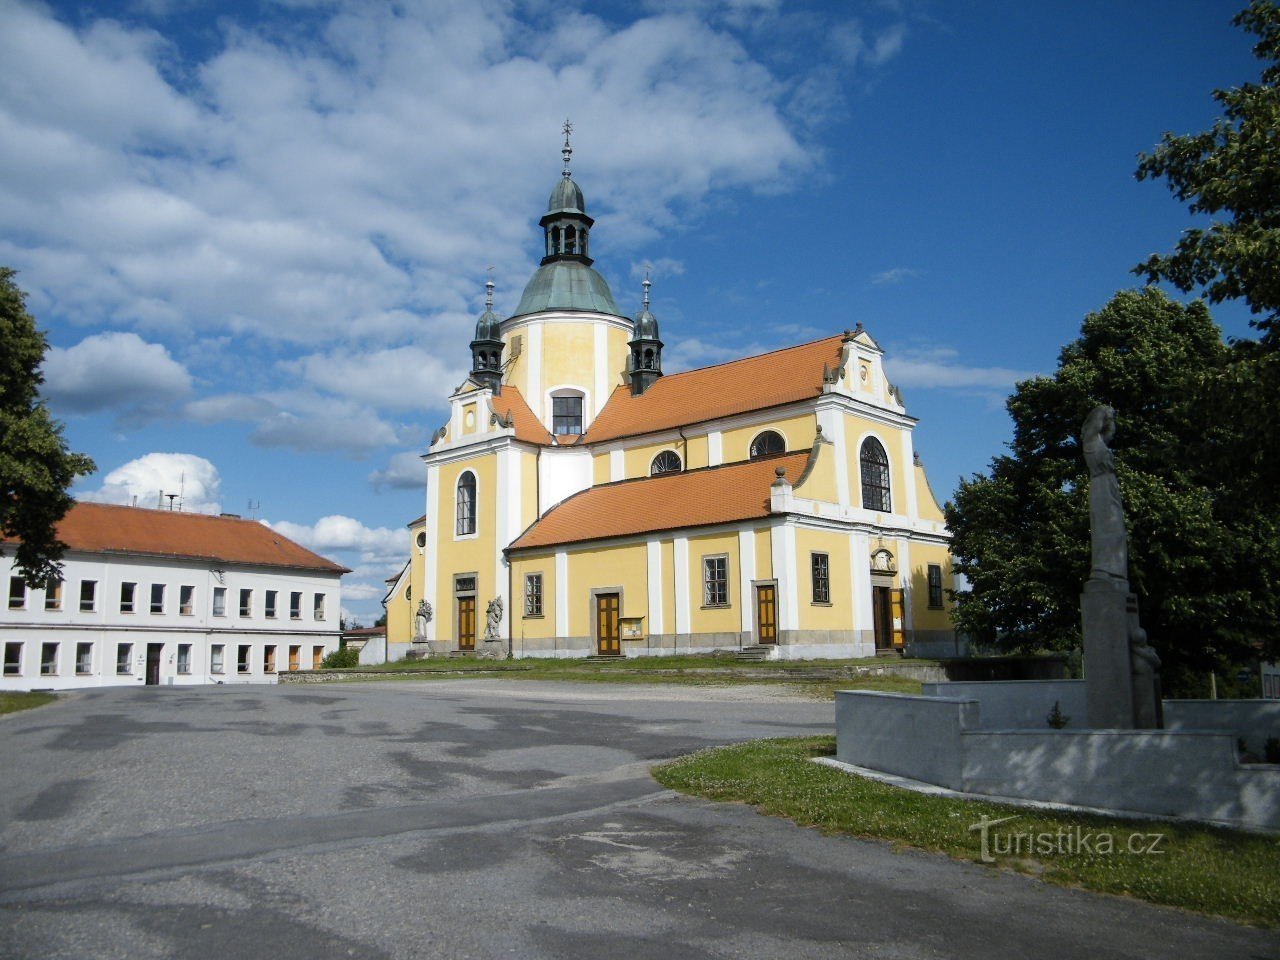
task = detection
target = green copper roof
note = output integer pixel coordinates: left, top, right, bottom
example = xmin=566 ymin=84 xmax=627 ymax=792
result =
xmin=512 ymin=260 xmax=623 ymax=317
xmin=548 ymin=176 xmax=586 ymax=215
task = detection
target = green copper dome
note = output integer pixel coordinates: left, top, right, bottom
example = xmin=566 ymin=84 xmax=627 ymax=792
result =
xmin=512 ymin=260 xmax=622 ymax=317
xmin=549 ymin=176 xmax=586 ymax=215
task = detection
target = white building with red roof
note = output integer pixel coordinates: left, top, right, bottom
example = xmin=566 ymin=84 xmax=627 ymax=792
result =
xmin=417 ymin=132 xmax=956 ymax=660
xmin=1 ymin=502 xmax=347 ymax=689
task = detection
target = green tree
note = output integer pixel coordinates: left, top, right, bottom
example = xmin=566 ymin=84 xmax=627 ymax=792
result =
xmin=1134 ymin=1 xmax=1280 ymax=345
xmin=945 ymin=289 xmax=1276 ymax=693
xmin=0 ymin=269 xmax=95 ymax=584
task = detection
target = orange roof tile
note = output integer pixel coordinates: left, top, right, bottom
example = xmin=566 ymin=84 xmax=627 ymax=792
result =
xmin=15 ymin=502 xmax=348 ymax=573
xmin=492 ymin=386 xmax=553 ymax=445
xmin=582 ymin=334 xmax=845 ymax=444
xmin=508 ymin=450 xmax=810 ymax=551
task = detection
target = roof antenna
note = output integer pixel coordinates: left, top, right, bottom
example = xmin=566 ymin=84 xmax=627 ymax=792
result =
xmin=178 ymin=470 xmax=185 ymax=512
xmin=165 ymin=493 xmax=178 ymax=511
xmin=248 ymin=499 xmax=260 ymax=520
xmin=561 ymin=118 xmax=573 ymax=179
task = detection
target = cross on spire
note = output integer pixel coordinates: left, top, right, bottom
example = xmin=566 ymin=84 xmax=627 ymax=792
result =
xmin=562 ymin=118 xmax=573 ymax=178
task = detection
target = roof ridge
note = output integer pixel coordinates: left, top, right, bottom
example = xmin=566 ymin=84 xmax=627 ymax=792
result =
xmin=658 ymin=333 xmax=843 ymax=381
xmin=589 ymin=449 xmax=811 ymax=491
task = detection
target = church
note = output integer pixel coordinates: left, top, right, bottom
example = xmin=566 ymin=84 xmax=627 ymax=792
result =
xmin=404 ymin=132 xmax=956 ymax=660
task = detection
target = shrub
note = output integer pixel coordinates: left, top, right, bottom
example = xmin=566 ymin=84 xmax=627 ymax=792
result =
xmin=321 ymin=646 xmax=361 ymax=669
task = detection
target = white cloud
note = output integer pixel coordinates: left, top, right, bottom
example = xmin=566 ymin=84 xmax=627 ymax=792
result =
xmin=281 ymin=346 xmax=468 ymax=412
xmin=41 ymin=331 xmax=193 ymax=419
xmin=885 ymin=348 xmax=1033 ymax=391
xmin=267 ymin=515 xmax=405 ymax=566
xmin=80 ymin=452 xmax=222 ymax=513
xmin=369 ymin=451 xmax=427 ymax=490
xmin=870 ymin=267 xmax=920 ymax=286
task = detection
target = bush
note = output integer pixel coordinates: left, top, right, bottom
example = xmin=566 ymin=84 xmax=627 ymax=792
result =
xmin=321 ymin=646 xmax=361 ymax=669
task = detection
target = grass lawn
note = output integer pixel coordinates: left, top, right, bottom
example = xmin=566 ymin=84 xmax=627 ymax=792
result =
xmin=338 ymin=654 xmax=925 ymax=698
xmin=653 ymin=736 xmax=1279 ymax=928
xmin=0 ymin=691 xmax=57 ymax=715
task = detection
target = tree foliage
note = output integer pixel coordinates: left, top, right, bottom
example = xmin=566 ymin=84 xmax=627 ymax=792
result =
xmin=945 ymin=289 xmax=1278 ymax=692
xmin=1134 ymin=1 xmax=1280 ymax=346
xmin=0 ymin=269 xmax=95 ymax=585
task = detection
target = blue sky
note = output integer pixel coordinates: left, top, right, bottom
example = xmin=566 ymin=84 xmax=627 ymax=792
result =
xmin=2 ymin=0 xmax=1261 ymax=624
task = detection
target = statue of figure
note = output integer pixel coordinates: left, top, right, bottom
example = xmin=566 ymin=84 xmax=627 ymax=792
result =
xmin=1129 ymin=624 xmax=1162 ymax=728
xmin=1082 ymin=405 xmax=1128 ymax=585
xmin=414 ymin=600 xmax=432 ymax=638
xmin=484 ymin=596 xmax=503 ymax=641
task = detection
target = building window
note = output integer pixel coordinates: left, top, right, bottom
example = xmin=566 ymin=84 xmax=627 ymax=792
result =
xmin=524 ymin=573 xmax=543 ymax=617
xmin=703 ymin=555 xmax=729 ymax=607
xmin=289 ymin=591 xmax=301 ymax=619
xmin=812 ymin=553 xmax=831 ymax=604
xmin=212 ymin=586 xmax=226 ymax=617
xmin=313 ymin=593 xmax=325 ymax=620
xmin=210 ymin=644 xmax=225 ymax=674
xmin=177 ymin=644 xmax=191 ymax=674
xmin=650 ymin=451 xmax=682 ymax=475
xmin=116 ymin=643 xmax=133 ymax=675
xmin=79 ymin=580 xmax=97 ymax=612
xmin=928 ymin=564 xmax=944 ymax=609
xmin=239 ymin=588 xmax=253 ymax=617
xmin=265 ymin=590 xmax=278 ymax=619
xmin=552 ymin=394 xmax=583 ymax=435
xmin=749 ymin=430 xmax=785 ymax=459
xmin=44 ymin=578 xmax=63 ymax=611
xmin=120 ymin=582 xmax=137 ymax=614
xmin=456 ymin=471 xmax=477 ymax=536
xmin=4 ymin=642 xmax=21 ymax=676
xmin=238 ymin=644 xmax=251 ymax=674
xmin=180 ymin=585 xmax=194 ymax=616
xmin=313 ymin=645 xmax=324 ymax=670
xmin=265 ymin=645 xmax=277 ymax=673
xmin=150 ymin=583 xmax=165 ymax=614
xmin=416 ymin=531 xmax=427 ymax=549
xmin=40 ymin=642 xmax=58 ymax=675
xmin=8 ymin=576 xmax=25 ymax=610
xmin=289 ymin=645 xmax=300 ymax=671
xmin=860 ymin=437 xmax=892 ymax=512
xmin=76 ymin=642 xmax=92 ymax=675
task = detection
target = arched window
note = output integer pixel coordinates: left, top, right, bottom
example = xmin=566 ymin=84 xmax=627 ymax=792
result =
xmin=749 ymin=430 xmax=785 ymax=460
xmin=456 ymin=471 xmax=477 ymax=536
xmin=860 ymin=438 xmax=891 ymax=512
xmin=565 ymin=225 xmax=577 ymax=254
xmin=650 ymin=451 xmax=682 ymax=475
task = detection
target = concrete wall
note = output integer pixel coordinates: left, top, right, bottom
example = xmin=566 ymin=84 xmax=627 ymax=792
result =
xmin=922 ymin=680 xmax=1087 ymax=729
xmin=835 ymin=690 xmax=1280 ymax=831
xmin=1163 ymin=700 xmax=1280 ymax=757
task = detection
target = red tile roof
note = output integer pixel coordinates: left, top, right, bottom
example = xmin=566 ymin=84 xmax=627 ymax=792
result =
xmin=492 ymin=386 xmax=553 ymax=445
xmin=16 ymin=502 xmax=349 ymax=573
xmin=508 ymin=450 xmax=810 ymax=551
xmin=582 ymin=334 xmax=845 ymax=444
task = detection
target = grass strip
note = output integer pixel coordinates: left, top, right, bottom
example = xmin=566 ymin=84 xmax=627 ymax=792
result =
xmin=652 ymin=736 xmax=1279 ymax=928
xmin=0 ymin=691 xmax=57 ymax=715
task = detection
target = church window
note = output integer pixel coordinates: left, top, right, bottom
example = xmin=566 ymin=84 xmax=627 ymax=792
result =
xmin=749 ymin=430 xmax=785 ymax=459
xmin=525 ymin=573 xmax=543 ymax=617
xmin=565 ymin=225 xmax=577 ymax=254
xmin=456 ymin=471 xmax=477 ymax=535
xmin=552 ymin=395 xmax=583 ymax=435
xmin=811 ymin=553 xmax=830 ymax=604
xmin=860 ymin=438 xmax=892 ymax=512
xmin=928 ymin=564 xmax=944 ymax=609
xmin=650 ymin=451 xmax=682 ymax=475
xmin=702 ymin=555 xmax=729 ymax=607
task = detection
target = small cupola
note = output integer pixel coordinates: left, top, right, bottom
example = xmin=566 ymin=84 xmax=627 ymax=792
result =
xmin=469 ymin=277 xmax=504 ymax=393
xmin=540 ymin=120 xmax=595 ymax=265
xmin=628 ymin=275 xmax=663 ymax=395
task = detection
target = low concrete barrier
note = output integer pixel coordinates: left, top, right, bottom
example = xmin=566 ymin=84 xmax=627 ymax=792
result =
xmin=1163 ymin=700 xmax=1280 ymax=757
xmin=921 ymin=680 xmax=1087 ymax=729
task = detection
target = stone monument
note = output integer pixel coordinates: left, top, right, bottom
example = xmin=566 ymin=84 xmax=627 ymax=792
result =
xmin=1080 ymin=405 xmax=1161 ymax=728
xmin=477 ymin=596 xmax=506 ymax=659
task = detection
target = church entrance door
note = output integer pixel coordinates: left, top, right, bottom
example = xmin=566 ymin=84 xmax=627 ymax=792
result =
xmin=872 ymin=586 xmax=905 ymax=651
xmin=457 ymin=597 xmax=476 ymax=651
xmin=755 ymin=584 xmax=777 ymax=644
xmin=595 ymin=593 xmax=620 ymax=656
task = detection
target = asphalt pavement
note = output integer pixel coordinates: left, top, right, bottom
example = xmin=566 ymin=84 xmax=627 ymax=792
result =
xmin=0 ymin=680 xmax=1274 ymax=959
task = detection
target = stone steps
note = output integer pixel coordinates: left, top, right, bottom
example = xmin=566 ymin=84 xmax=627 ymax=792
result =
xmin=736 ymin=645 xmax=777 ymax=662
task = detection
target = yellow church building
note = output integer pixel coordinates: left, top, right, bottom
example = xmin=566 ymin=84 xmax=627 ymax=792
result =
xmin=400 ymin=135 xmax=956 ymax=660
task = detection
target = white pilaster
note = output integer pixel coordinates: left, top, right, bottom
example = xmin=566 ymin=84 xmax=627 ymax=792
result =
xmin=772 ymin=522 xmax=799 ymax=631
xmin=555 ymin=550 xmax=569 ymax=638
xmin=820 ymin=407 xmax=850 ymax=505
xmin=898 ymin=537 xmax=913 ymax=634
xmin=423 ymin=463 xmax=439 ymax=642
xmin=646 ymin=539 xmax=664 ymax=636
xmin=900 ymin=429 xmax=919 ymax=519
xmin=708 ymin=430 xmax=723 ymax=466
xmin=610 ymin=448 xmax=624 ymax=482
xmin=674 ymin=536 xmax=691 ymax=635
xmin=737 ymin=528 xmax=755 ymax=634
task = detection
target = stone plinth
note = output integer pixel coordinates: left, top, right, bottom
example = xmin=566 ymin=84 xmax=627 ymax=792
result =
xmin=1081 ymin=580 xmax=1135 ymax=728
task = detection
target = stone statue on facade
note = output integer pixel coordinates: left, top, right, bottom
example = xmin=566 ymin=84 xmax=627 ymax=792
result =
xmin=476 ymin=596 xmax=506 ymax=659
xmin=414 ymin=600 xmax=432 ymax=640
xmin=1079 ymin=405 xmax=1161 ymax=729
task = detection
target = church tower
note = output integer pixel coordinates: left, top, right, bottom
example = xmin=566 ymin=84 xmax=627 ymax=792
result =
xmin=469 ymin=278 xmax=503 ymax=393
xmin=628 ymin=275 xmax=663 ymax=395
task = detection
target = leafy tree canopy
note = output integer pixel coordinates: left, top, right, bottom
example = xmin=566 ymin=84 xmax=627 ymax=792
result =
xmin=945 ymin=289 xmax=1277 ymax=693
xmin=1135 ymin=1 xmax=1280 ymax=346
xmin=0 ymin=269 xmax=95 ymax=585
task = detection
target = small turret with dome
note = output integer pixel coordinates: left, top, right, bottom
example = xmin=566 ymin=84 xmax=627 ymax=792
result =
xmin=628 ymin=274 xmax=663 ymax=395
xmin=469 ymin=276 xmax=503 ymax=392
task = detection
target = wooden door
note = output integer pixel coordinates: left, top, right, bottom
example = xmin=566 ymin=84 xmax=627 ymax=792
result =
xmin=457 ymin=596 xmax=476 ymax=650
xmin=289 ymin=645 xmax=300 ymax=671
xmin=595 ymin=593 xmax=620 ymax=655
xmin=312 ymin=645 xmax=324 ymax=670
xmin=890 ymin=588 xmax=906 ymax=649
xmin=872 ymin=586 xmax=893 ymax=650
xmin=145 ymin=643 xmax=163 ymax=685
xmin=756 ymin=584 xmax=777 ymax=644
